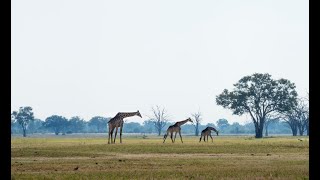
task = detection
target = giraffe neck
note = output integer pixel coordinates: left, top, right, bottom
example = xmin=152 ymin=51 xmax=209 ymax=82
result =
xmin=209 ymin=127 xmax=218 ymax=133
xmin=174 ymin=119 xmax=189 ymax=127
xmin=118 ymin=112 xmax=138 ymax=119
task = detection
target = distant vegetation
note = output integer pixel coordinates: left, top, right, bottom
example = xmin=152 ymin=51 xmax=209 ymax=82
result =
xmin=11 ymin=73 xmax=308 ymax=138
xmin=11 ymin=115 xmax=296 ymax=136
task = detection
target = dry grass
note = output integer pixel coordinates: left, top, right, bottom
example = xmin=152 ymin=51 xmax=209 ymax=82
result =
xmin=11 ymin=135 xmax=309 ymax=179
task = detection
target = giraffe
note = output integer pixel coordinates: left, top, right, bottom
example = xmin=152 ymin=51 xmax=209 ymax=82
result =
xmin=199 ymin=126 xmax=219 ymax=142
xmin=108 ymin=110 xmax=142 ymax=144
xmin=163 ymin=118 xmax=193 ymax=143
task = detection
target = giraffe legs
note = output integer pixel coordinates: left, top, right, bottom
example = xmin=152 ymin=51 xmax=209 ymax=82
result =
xmin=108 ymin=126 xmax=115 ymax=144
xmin=163 ymin=132 xmax=168 ymax=143
xmin=108 ymin=126 xmax=112 ymax=144
xmin=179 ymin=131 xmax=183 ymax=143
xmin=110 ymin=128 xmax=115 ymax=144
xmin=113 ymin=127 xmax=119 ymax=143
xmin=120 ymin=122 xmax=123 ymax=143
xmin=199 ymin=134 xmax=202 ymax=142
xmin=206 ymin=135 xmax=209 ymax=142
xmin=174 ymin=132 xmax=177 ymax=143
xmin=210 ymin=134 xmax=213 ymax=142
xmin=170 ymin=132 xmax=174 ymax=143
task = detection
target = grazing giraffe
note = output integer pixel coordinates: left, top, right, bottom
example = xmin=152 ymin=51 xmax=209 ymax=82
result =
xmin=199 ymin=126 xmax=219 ymax=142
xmin=163 ymin=118 xmax=193 ymax=143
xmin=108 ymin=110 xmax=142 ymax=144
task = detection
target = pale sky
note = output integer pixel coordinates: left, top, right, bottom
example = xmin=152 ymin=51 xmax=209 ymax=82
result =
xmin=11 ymin=0 xmax=309 ymax=125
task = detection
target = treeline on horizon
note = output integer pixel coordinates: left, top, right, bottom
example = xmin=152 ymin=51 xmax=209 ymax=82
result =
xmin=12 ymin=73 xmax=309 ymax=138
xmin=11 ymin=115 xmax=294 ymax=136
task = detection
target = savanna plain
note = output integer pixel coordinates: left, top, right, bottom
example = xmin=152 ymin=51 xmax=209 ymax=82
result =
xmin=11 ymin=135 xmax=309 ymax=179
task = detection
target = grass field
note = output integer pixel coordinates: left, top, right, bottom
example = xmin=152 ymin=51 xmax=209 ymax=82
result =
xmin=11 ymin=135 xmax=309 ymax=179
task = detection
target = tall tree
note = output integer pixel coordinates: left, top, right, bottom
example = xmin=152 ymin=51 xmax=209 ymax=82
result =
xmin=149 ymin=106 xmax=169 ymax=136
xmin=11 ymin=106 xmax=35 ymax=137
xmin=191 ymin=111 xmax=202 ymax=136
xmin=216 ymin=73 xmax=298 ymax=138
xmin=43 ymin=115 xmax=68 ymax=135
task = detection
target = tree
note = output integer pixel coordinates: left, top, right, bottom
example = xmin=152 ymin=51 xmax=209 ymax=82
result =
xmin=282 ymin=114 xmax=298 ymax=136
xmin=88 ymin=116 xmax=108 ymax=133
xmin=304 ymin=92 xmax=309 ymax=136
xmin=149 ymin=106 xmax=169 ymax=136
xmin=68 ymin=116 xmax=85 ymax=133
xmin=11 ymin=106 xmax=35 ymax=137
xmin=216 ymin=119 xmax=229 ymax=132
xmin=216 ymin=73 xmax=298 ymax=138
xmin=43 ymin=115 xmax=68 ymax=135
xmin=282 ymin=98 xmax=308 ymax=136
xmin=294 ymin=98 xmax=309 ymax=136
xmin=191 ymin=111 xmax=202 ymax=136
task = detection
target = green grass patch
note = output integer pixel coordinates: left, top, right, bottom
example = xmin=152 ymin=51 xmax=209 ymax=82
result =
xmin=11 ymin=135 xmax=309 ymax=179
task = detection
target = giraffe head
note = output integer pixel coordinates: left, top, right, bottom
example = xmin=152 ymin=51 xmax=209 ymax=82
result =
xmin=136 ymin=110 xmax=142 ymax=118
xmin=187 ymin=117 xmax=193 ymax=123
xmin=209 ymin=127 xmax=219 ymax=136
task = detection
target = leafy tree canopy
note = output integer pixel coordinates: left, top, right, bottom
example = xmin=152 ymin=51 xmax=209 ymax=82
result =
xmin=216 ymin=73 xmax=297 ymax=138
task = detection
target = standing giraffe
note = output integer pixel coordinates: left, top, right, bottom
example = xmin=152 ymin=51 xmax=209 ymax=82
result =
xmin=163 ymin=118 xmax=193 ymax=143
xmin=199 ymin=126 xmax=219 ymax=142
xmin=108 ymin=110 xmax=142 ymax=144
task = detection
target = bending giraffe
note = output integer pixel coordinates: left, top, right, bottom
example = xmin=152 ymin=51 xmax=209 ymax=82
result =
xmin=199 ymin=126 xmax=219 ymax=142
xmin=163 ymin=118 xmax=193 ymax=143
xmin=108 ymin=110 xmax=142 ymax=144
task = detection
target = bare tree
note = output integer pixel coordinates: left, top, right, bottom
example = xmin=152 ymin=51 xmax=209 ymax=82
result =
xmin=149 ymin=106 xmax=169 ymax=136
xmin=304 ymin=92 xmax=309 ymax=136
xmin=295 ymin=98 xmax=309 ymax=136
xmin=282 ymin=98 xmax=309 ymax=136
xmin=191 ymin=111 xmax=202 ymax=136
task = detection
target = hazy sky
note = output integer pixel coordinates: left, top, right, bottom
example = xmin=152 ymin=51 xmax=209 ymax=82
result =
xmin=11 ymin=0 xmax=308 ymax=125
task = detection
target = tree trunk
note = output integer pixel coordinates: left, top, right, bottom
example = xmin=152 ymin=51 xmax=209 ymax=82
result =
xmin=293 ymin=125 xmax=297 ymax=136
xmin=292 ymin=131 xmax=297 ymax=136
xmin=255 ymin=127 xmax=263 ymax=138
xmin=158 ymin=128 xmax=161 ymax=136
xmin=254 ymin=120 xmax=264 ymax=138
xmin=22 ymin=128 xmax=27 ymax=137
xmin=292 ymin=127 xmax=297 ymax=136
xmin=195 ymin=123 xmax=199 ymax=136
xmin=298 ymin=127 xmax=304 ymax=136
xmin=265 ymin=125 xmax=268 ymax=137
